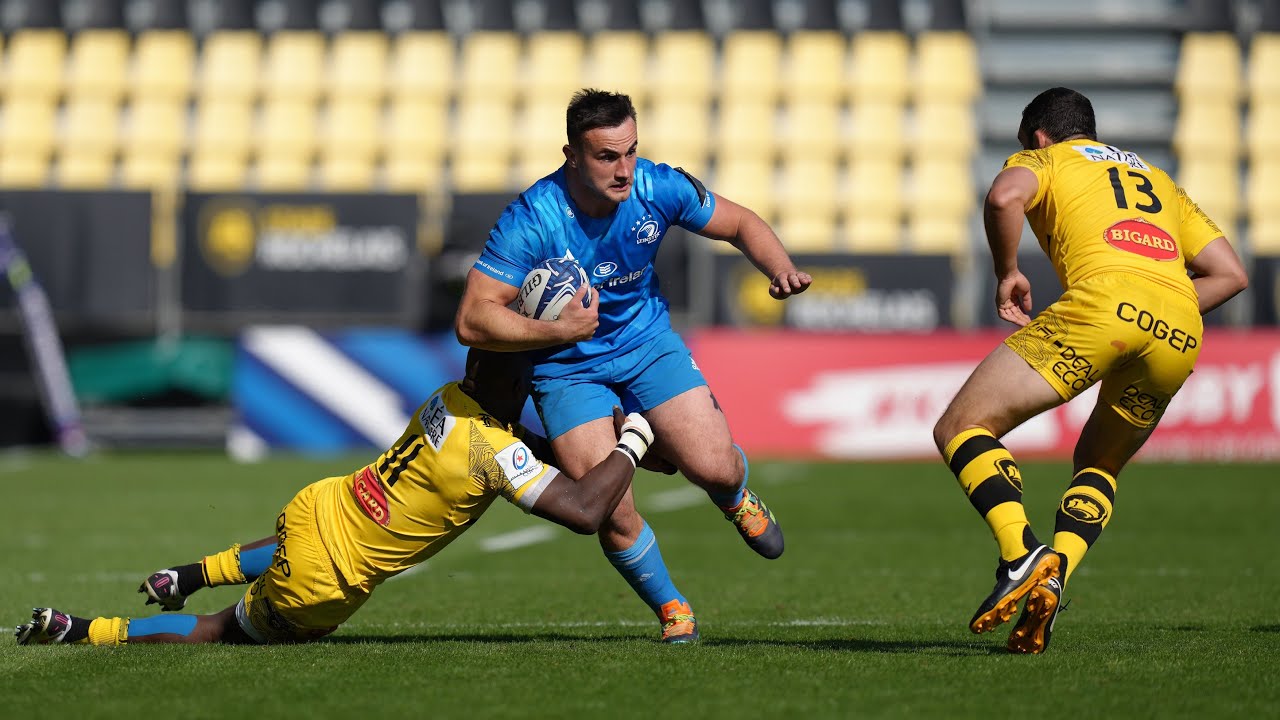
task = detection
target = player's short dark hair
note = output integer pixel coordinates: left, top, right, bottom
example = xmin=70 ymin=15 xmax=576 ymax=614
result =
xmin=1019 ymin=87 xmax=1098 ymax=144
xmin=566 ymin=89 xmax=637 ymax=147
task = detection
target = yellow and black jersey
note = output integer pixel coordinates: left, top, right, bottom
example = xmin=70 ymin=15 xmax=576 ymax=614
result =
xmin=1003 ymin=139 xmax=1223 ymax=304
xmin=312 ymin=383 xmax=558 ymax=591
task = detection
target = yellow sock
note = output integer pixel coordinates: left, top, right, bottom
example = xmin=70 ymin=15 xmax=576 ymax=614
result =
xmin=201 ymin=543 xmax=248 ymax=587
xmin=1053 ymin=468 xmax=1117 ymax=583
xmin=83 ymin=617 xmax=128 ymax=646
xmin=943 ymin=428 xmax=1039 ymax=562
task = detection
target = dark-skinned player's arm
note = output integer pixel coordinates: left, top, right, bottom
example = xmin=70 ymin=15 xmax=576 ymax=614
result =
xmin=455 ymin=269 xmax=598 ymax=351
xmin=517 ymin=409 xmax=678 ymax=477
xmin=529 ymin=409 xmax=656 ymax=534
xmin=984 ymin=166 xmax=1039 ymax=327
xmin=696 ymin=193 xmax=813 ymax=299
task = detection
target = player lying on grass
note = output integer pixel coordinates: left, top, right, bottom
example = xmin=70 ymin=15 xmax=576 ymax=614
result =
xmin=15 ymin=349 xmax=666 ymax=646
xmin=933 ymin=87 xmax=1248 ymax=654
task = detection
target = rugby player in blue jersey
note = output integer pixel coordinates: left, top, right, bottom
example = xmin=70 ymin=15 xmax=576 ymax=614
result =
xmin=456 ymin=89 xmax=811 ymax=642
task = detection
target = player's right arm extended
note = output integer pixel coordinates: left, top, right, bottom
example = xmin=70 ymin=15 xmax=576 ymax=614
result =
xmin=984 ymin=167 xmax=1039 ymax=327
xmin=529 ymin=411 xmax=654 ymax=534
xmin=1187 ymin=237 xmax=1249 ymax=315
xmin=455 ymin=269 xmax=598 ymax=351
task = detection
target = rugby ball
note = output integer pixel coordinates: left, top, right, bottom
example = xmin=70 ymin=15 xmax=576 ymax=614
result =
xmin=517 ymin=258 xmax=593 ymax=321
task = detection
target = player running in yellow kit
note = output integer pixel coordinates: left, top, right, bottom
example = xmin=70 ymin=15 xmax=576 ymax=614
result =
xmin=16 ymin=350 xmax=665 ymax=646
xmin=932 ymin=87 xmax=1249 ymax=653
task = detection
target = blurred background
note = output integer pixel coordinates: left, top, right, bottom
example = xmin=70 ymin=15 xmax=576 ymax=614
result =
xmin=0 ymin=0 xmax=1276 ymax=461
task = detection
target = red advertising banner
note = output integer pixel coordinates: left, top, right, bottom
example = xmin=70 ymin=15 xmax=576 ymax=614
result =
xmin=688 ymin=330 xmax=1280 ymax=461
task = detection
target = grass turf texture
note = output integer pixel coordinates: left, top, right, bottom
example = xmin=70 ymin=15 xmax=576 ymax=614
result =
xmin=1 ymin=452 xmax=1277 ymax=718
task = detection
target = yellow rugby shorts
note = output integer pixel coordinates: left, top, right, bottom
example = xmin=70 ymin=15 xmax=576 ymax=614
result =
xmin=1003 ymin=272 xmax=1203 ymax=428
xmin=235 ymin=478 xmax=370 ymax=643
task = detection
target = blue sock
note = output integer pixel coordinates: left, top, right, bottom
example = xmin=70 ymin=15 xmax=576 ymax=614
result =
xmin=128 ymin=614 xmax=198 ymax=639
xmin=707 ymin=444 xmax=750 ymax=508
xmin=239 ymin=544 xmax=276 ymax=579
xmin=604 ymin=521 xmax=688 ymax=616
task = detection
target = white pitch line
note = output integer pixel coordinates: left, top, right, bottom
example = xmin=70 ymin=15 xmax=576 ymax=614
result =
xmin=353 ymin=617 xmax=889 ymax=631
xmin=479 ymin=526 xmax=557 ymax=552
xmin=645 ymin=486 xmax=706 ymax=512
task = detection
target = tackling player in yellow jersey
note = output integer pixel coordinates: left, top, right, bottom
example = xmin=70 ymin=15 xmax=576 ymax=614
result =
xmin=16 ymin=350 xmax=666 ymax=646
xmin=932 ymin=87 xmax=1248 ymax=654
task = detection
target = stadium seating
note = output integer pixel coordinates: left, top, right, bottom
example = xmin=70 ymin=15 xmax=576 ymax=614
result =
xmin=1246 ymin=159 xmax=1280 ymax=253
xmin=716 ymin=100 xmax=778 ymax=165
xmin=198 ymin=32 xmax=262 ymax=102
xmin=782 ymin=31 xmax=848 ymax=106
xmin=524 ymin=31 xmax=585 ymax=105
xmin=722 ymin=31 xmax=783 ymax=105
xmin=583 ymin=31 xmax=648 ymax=102
xmin=1248 ymin=33 xmax=1280 ymax=101
xmin=0 ymin=97 xmax=55 ymax=186
xmin=1179 ymin=158 xmax=1241 ymax=233
xmin=650 ymin=31 xmax=715 ymax=103
xmin=459 ymin=31 xmax=521 ymax=103
xmin=328 ymin=32 xmax=388 ymax=102
xmin=131 ymin=31 xmax=195 ymax=101
xmin=3 ymin=30 xmax=65 ymax=102
xmin=66 ymin=30 xmax=131 ymax=102
xmin=388 ymin=32 xmax=453 ymax=102
xmin=1175 ymin=32 xmax=1243 ymax=102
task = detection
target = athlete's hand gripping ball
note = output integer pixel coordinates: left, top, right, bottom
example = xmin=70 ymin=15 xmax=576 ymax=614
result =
xmin=518 ymin=258 xmax=599 ymax=342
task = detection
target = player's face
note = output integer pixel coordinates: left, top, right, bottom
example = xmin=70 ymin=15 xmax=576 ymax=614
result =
xmin=570 ymin=118 xmax=638 ymax=205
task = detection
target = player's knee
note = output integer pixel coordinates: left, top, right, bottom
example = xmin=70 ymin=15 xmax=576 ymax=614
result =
xmin=680 ymin=445 xmax=741 ymax=490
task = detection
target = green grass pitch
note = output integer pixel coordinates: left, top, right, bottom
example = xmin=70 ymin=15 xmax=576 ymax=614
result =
xmin=0 ymin=452 xmax=1277 ymax=718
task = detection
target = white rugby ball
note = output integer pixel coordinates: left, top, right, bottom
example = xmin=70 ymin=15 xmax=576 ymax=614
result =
xmin=517 ymin=258 xmax=593 ymax=321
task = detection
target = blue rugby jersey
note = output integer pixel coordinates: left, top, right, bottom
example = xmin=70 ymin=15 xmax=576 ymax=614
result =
xmin=473 ymin=159 xmax=716 ymax=377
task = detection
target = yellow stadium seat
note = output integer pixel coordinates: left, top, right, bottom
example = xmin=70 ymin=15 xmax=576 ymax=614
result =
xmin=1248 ymin=33 xmax=1280 ymax=102
xmin=650 ymin=31 xmax=715 ymax=102
xmin=849 ymin=31 xmax=910 ymax=104
xmin=783 ymin=31 xmax=847 ymax=105
xmin=524 ymin=32 xmax=584 ymax=105
xmin=132 ymin=31 xmax=194 ymax=100
xmin=258 ymin=99 xmax=317 ymax=159
xmin=845 ymin=216 xmax=902 ymax=253
xmin=318 ymin=99 xmax=380 ymax=190
xmin=389 ymin=32 xmax=453 ymax=102
xmin=722 ymin=31 xmax=783 ymax=105
xmin=516 ymin=99 xmax=569 ymax=187
xmin=384 ymin=154 xmax=444 ymax=192
xmin=192 ymin=99 xmax=254 ymax=156
xmin=264 ymin=31 xmax=325 ymax=103
xmin=1247 ymin=160 xmax=1280 ymax=218
xmin=1173 ymin=101 xmax=1242 ymax=158
xmin=714 ymin=158 xmax=775 ymax=219
xmin=913 ymin=31 xmax=980 ymax=104
xmin=121 ymin=153 xmax=180 ymax=190
xmin=256 ymin=153 xmax=312 ymax=190
xmin=321 ymin=98 xmax=380 ymax=158
xmin=199 ymin=32 xmax=262 ymax=102
xmin=781 ymin=101 xmax=842 ymax=161
xmin=66 ymin=30 xmax=130 ymax=101
xmin=319 ymin=152 xmax=376 ymax=191
xmin=1176 ymin=32 xmax=1242 ymax=102
xmin=778 ymin=210 xmax=840 ymax=252
xmin=124 ymin=99 xmax=185 ymax=159
xmin=63 ymin=98 xmax=121 ymax=155
xmin=779 ymin=158 xmax=840 ymax=235
xmin=908 ymin=159 xmax=973 ymax=252
xmin=1179 ymin=158 xmax=1240 ymax=229
xmin=0 ymin=97 xmax=57 ymax=158
xmin=584 ymin=32 xmax=648 ymax=103
xmin=57 ymin=153 xmax=115 ymax=188
xmin=644 ymin=100 xmax=710 ymax=173
xmin=848 ymin=101 xmax=906 ymax=161
xmin=386 ymin=99 xmax=448 ymax=162
xmin=188 ymin=151 xmax=249 ymax=190
xmin=1251 ymin=217 xmax=1280 ymax=255
xmin=328 ymin=32 xmax=388 ymax=102
xmin=4 ymin=30 xmax=66 ymax=101
xmin=451 ymin=156 xmax=511 ymax=192
xmin=845 ymin=158 xmax=903 ymax=220
xmin=452 ymin=99 xmax=516 ymax=191
xmin=716 ymin=100 xmax=777 ymax=165
xmin=459 ymin=32 xmax=521 ymax=103
xmin=0 ymin=152 xmax=49 ymax=187
xmin=911 ymin=101 xmax=978 ymax=161
xmin=1245 ymin=99 xmax=1280 ymax=160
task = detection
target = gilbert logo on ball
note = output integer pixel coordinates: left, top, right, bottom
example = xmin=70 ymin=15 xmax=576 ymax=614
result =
xmin=518 ymin=258 xmax=593 ymax=321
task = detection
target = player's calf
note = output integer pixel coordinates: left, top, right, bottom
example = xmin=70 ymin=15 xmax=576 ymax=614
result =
xmin=139 ymin=540 xmax=277 ymax=611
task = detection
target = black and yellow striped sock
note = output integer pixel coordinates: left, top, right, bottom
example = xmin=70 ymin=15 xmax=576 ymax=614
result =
xmin=1053 ymin=468 xmax=1117 ymax=583
xmin=943 ymin=428 xmax=1040 ymax=562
